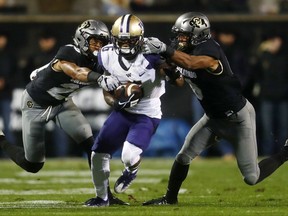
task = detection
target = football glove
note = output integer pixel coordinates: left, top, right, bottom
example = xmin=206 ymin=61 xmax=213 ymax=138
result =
xmin=113 ymin=86 xmax=139 ymax=111
xmin=142 ymin=37 xmax=167 ymax=54
xmin=97 ymin=75 xmax=120 ymax=91
xmin=164 ymin=67 xmax=181 ymax=85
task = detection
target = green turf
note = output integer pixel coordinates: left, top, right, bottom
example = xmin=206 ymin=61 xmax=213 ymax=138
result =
xmin=0 ymin=157 xmax=287 ymax=216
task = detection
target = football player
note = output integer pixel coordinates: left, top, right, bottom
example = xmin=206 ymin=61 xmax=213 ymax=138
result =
xmin=84 ymin=14 xmax=171 ymax=207
xmin=0 ymin=19 xmax=128 ymax=205
xmin=141 ymin=12 xmax=288 ymax=205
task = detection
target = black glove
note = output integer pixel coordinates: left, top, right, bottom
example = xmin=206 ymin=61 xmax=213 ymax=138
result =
xmin=163 ymin=67 xmax=180 ymax=85
xmin=113 ymin=86 xmax=139 ymax=111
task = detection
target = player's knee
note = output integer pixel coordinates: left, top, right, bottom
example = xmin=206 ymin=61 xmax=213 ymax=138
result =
xmin=175 ymin=153 xmax=192 ymax=165
xmin=243 ymin=174 xmax=258 ymax=185
xmin=23 ymin=161 xmax=44 ymax=173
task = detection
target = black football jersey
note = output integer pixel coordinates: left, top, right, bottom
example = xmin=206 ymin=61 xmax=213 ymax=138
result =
xmin=179 ymin=39 xmax=246 ymax=118
xmin=26 ymin=44 xmax=100 ymax=106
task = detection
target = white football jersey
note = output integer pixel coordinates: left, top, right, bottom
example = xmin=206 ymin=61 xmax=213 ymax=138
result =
xmin=99 ymin=44 xmax=165 ymax=118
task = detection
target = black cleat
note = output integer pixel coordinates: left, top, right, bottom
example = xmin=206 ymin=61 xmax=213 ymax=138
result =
xmin=109 ymin=194 xmax=130 ymax=206
xmin=107 ymin=187 xmax=130 ymax=205
xmin=84 ymin=197 xmax=109 ymax=207
xmin=142 ymin=196 xmax=178 ymax=206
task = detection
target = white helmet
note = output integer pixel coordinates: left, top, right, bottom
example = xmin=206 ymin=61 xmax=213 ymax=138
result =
xmin=111 ymin=14 xmax=144 ymax=60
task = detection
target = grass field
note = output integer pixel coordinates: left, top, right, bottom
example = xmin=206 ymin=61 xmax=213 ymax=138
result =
xmin=0 ymin=157 xmax=287 ymax=216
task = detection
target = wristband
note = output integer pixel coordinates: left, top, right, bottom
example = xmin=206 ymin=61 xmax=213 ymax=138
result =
xmin=162 ymin=46 xmax=175 ymax=58
xmin=87 ymin=71 xmax=101 ymax=82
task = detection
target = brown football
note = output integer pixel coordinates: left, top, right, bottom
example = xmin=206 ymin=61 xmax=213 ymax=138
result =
xmin=114 ymin=83 xmax=143 ymax=101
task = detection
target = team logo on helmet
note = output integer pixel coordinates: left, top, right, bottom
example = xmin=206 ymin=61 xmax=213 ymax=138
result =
xmin=188 ymin=17 xmax=208 ymax=31
xmin=79 ymin=20 xmax=90 ymax=29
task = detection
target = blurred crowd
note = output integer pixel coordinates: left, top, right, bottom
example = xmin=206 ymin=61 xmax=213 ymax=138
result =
xmin=0 ymin=0 xmax=288 ymax=159
xmin=1 ymin=0 xmax=288 ymax=15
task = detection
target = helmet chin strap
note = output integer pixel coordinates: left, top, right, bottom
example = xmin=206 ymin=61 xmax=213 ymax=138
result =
xmin=176 ymin=40 xmax=194 ymax=53
xmin=177 ymin=42 xmax=186 ymax=50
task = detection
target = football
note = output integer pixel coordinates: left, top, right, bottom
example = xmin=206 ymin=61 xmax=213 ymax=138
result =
xmin=114 ymin=82 xmax=143 ymax=101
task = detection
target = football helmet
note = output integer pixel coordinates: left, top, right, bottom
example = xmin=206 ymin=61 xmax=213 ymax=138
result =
xmin=73 ymin=19 xmax=110 ymax=60
xmin=111 ymin=14 xmax=144 ymax=60
xmin=171 ymin=12 xmax=211 ymax=50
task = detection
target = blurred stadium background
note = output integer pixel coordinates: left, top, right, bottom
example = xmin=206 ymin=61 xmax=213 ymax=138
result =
xmin=1 ymin=0 xmax=288 ymax=159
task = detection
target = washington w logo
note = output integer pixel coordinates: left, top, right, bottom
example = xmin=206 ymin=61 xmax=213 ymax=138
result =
xmin=138 ymin=21 xmax=144 ymax=33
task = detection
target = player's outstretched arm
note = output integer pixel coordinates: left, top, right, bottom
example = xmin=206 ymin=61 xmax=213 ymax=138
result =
xmin=52 ymin=60 xmax=91 ymax=81
xmin=53 ymin=60 xmax=119 ymax=91
xmin=143 ymin=37 xmax=219 ymax=72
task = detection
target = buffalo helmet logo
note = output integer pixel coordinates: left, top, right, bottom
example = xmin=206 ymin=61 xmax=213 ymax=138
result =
xmin=186 ymin=17 xmax=208 ymax=31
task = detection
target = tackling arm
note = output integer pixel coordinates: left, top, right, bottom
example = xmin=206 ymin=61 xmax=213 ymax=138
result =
xmin=169 ymin=51 xmax=219 ymax=72
xmin=52 ymin=60 xmax=120 ymax=91
xmin=143 ymin=37 xmax=219 ymax=73
xmin=52 ymin=60 xmax=95 ymax=82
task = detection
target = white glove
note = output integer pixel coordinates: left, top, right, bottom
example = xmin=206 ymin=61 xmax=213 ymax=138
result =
xmin=97 ymin=75 xmax=120 ymax=91
xmin=142 ymin=37 xmax=167 ymax=54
